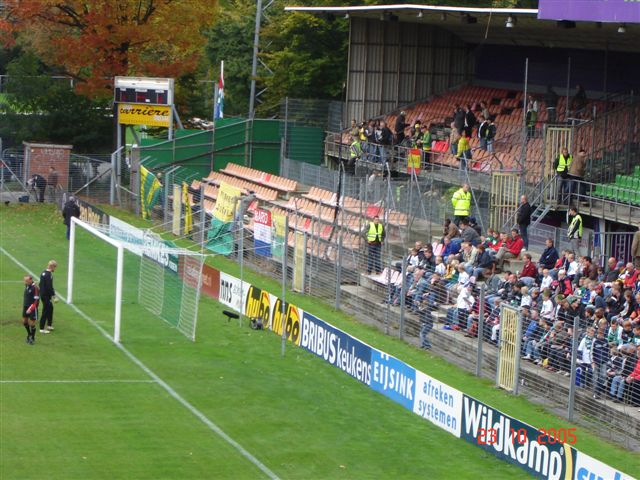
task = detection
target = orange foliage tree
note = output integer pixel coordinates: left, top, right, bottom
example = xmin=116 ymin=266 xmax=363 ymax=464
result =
xmin=1 ymin=1 xmax=217 ymax=97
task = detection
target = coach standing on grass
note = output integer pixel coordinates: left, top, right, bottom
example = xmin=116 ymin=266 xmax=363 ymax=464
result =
xmin=39 ymin=260 xmax=57 ymax=334
xmin=62 ymin=196 xmax=80 ymax=240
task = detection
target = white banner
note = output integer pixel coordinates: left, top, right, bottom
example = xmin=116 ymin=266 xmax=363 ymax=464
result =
xmin=109 ymin=216 xmax=145 ymax=256
xmin=413 ymin=370 xmax=463 ymax=438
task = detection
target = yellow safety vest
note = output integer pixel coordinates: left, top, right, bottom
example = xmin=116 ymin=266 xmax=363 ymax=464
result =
xmin=556 ymin=154 xmax=573 ymax=173
xmin=568 ymin=214 xmax=583 ymax=239
xmin=350 ymin=141 xmax=362 ymax=159
xmin=422 ymin=131 xmax=432 ymax=151
xmin=367 ymin=222 xmax=383 ymax=243
xmin=452 ymin=189 xmax=471 ymax=217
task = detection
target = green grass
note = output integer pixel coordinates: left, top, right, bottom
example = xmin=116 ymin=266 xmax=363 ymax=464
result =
xmin=1 ymin=204 xmax=638 ymax=479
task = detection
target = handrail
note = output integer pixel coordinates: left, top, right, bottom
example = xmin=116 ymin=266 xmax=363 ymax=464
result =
xmin=500 ymin=174 xmax=557 ymax=232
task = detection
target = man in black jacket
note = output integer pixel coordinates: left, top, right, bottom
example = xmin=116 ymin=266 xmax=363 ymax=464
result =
xmin=516 ymin=195 xmax=532 ymax=250
xmin=538 ymin=238 xmax=559 ymax=270
xmin=378 ymin=121 xmax=393 ymax=165
xmin=394 ymin=111 xmax=409 ymax=145
xmin=29 ymin=173 xmax=47 ymax=203
xmin=62 ymin=196 xmax=81 ymax=240
xmin=39 ymin=260 xmax=57 ymax=333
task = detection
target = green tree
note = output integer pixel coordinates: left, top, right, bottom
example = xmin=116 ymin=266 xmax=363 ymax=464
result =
xmin=0 ymin=52 xmax=111 ymax=151
xmin=204 ymin=0 xmax=255 ymax=117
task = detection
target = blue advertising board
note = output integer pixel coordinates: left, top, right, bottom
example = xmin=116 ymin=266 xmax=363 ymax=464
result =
xmin=370 ymin=349 xmax=416 ymax=411
xmin=299 ymin=312 xmax=372 ymax=385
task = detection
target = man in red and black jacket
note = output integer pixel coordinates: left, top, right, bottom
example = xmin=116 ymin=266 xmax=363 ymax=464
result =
xmin=22 ymin=275 xmax=39 ymax=344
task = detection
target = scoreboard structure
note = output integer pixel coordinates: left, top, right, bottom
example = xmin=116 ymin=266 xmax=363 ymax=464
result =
xmin=114 ymin=77 xmax=174 ymax=106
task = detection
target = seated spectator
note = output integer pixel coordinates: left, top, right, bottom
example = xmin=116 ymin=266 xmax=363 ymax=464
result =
xmin=495 ymin=228 xmax=524 ymax=271
xmin=443 ymin=218 xmax=460 ymax=240
xmin=610 ymin=344 xmax=636 ymax=402
xmin=608 ymin=318 xmax=623 ymax=347
xmin=582 ymin=256 xmax=598 ymax=282
xmin=603 ymin=257 xmax=620 ymax=284
xmin=447 ymin=281 xmax=475 ymax=330
xmin=459 ymin=218 xmax=480 ymax=246
xmin=538 ymin=238 xmax=559 ymax=270
xmin=520 ymin=286 xmax=532 ymax=308
xmin=481 ymin=227 xmax=499 ymax=250
xmin=540 ymin=289 xmax=555 ymax=323
xmin=621 ymin=263 xmax=640 ymax=289
xmin=566 ymin=253 xmax=579 ymax=282
xmin=540 ymin=268 xmax=553 ymax=291
xmin=547 ymin=319 xmax=570 ymax=374
xmin=442 ymin=235 xmax=461 ymax=261
xmin=626 ymin=345 xmax=640 ymax=406
xmin=553 ymin=270 xmax=573 ymax=298
xmin=524 ymin=317 xmax=548 ymax=362
xmin=434 ymin=255 xmax=446 ymax=276
xmin=473 ymin=244 xmax=495 ymax=279
xmin=469 ymin=217 xmax=482 ymax=236
xmin=460 ymin=242 xmax=478 ymax=273
xmin=619 ymin=320 xmax=635 ymax=348
xmin=519 ymin=253 xmax=537 ymax=287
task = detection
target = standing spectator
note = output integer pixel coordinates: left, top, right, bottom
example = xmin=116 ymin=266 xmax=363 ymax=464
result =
xmin=418 ymin=124 xmax=432 ymax=164
xmin=568 ymin=149 xmax=587 ymax=198
xmin=449 ymin=122 xmax=461 ymax=156
xmin=350 ymin=119 xmax=358 ymax=137
xmin=47 ymin=166 xmax=59 ymax=203
xmin=567 ymin=206 xmax=583 ymax=256
xmin=631 ymin=229 xmax=640 ymax=269
xmin=62 ymin=196 xmax=80 ymax=240
xmin=451 ymin=184 xmax=471 ymax=226
xmin=39 ymin=260 xmax=57 ymax=334
xmin=22 ymin=274 xmax=39 ymax=345
xmin=495 ymin=228 xmax=524 ymax=271
xmin=591 ymin=329 xmax=610 ymax=398
xmin=365 ymin=119 xmax=376 ymax=160
xmin=539 ymin=238 xmax=559 ymax=270
xmin=486 ymin=118 xmax=496 ymax=153
xmin=545 ymin=85 xmax=559 ymax=123
xmin=553 ymin=147 xmax=573 ymax=202
xmin=364 ymin=216 xmax=384 ymax=275
xmin=571 ymin=84 xmax=588 ymax=117
xmin=394 ymin=111 xmax=409 ymax=145
xmin=457 ymin=130 xmax=471 ymax=171
xmin=479 ymin=101 xmax=490 ymax=122
xmin=453 ymin=104 xmax=465 ymax=134
xmin=349 ymin=135 xmax=362 ymax=170
xmin=478 ymin=116 xmax=489 ymax=151
xmin=516 ymin=195 xmax=532 ymax=250
xmin=463 ymin=105 xmax=476 ymax=137
xmin=377 ymin=121 xmax=393 ymax=165
xmin=28 ymin=173 xmax=47 ymax=203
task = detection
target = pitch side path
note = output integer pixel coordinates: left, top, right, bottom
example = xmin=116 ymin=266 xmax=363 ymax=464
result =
xmin=0 ymin=205 xmax=636 ymax=479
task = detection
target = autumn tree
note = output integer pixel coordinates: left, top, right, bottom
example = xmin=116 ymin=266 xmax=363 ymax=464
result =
xmin=1 ymin=1 xmax=217 ymax=97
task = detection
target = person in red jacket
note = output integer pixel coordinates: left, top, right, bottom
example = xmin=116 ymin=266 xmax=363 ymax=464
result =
xmin=495 ymin=228 xmax=524 ymax=271
xmin=625 ymin=345 xmax=640 ymax=407
xmin=519 ymin=253 xmax=537 ymax=287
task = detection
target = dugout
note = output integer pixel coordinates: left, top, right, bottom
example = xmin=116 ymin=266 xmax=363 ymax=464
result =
xmin=284 ymin=4 xmax=640 ymax=124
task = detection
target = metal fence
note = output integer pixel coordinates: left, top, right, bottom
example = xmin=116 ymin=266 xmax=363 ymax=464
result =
xmin=23 ymin=143 xmax=639 ymax=451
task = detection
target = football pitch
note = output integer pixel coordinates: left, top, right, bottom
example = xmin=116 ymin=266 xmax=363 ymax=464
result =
xmin=1 ymin=204 xmax=637 ymax=479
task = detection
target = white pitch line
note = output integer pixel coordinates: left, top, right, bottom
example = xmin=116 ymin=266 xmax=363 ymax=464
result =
xmin=0 ymin=246 xmax=279 ymax=480
xmin=1 ymin=379 xmax=155 ymax=384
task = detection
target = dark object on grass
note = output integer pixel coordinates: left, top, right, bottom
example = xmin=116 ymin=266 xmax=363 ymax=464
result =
xmin=250 ymin=318 xmax=263 ymax=330
xmin=19 ymin=195 xmax=29 ymax=203
xmin=223 ymin=310 xmax=239 ymax=322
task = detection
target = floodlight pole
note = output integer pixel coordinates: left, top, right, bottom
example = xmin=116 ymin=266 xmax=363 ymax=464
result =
xmin=248 ymin=0 xmax=263 ymax=119
xmin=280 ymin=215 xmax=289 ymax=357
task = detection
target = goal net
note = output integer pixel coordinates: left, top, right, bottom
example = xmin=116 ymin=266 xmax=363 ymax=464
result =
xmin=68 ymin=217 xmax=204 ymax=342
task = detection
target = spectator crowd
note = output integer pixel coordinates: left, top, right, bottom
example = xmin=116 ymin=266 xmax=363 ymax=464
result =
xmin=375 ymin=206 xmax=640 ymax=410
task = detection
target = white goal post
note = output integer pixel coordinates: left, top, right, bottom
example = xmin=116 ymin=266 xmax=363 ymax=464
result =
xmin=67 ymin=216 xmax=125 ymax=343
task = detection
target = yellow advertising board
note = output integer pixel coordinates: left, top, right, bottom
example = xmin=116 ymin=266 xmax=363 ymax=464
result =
xmin=118 ymin=103 xmax=171 ymax=127
xmin=213 ymin=182 xmax=242 ymax=222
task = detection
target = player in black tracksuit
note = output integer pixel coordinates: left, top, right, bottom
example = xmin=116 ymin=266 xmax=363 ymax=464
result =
xmin=22 ymin=275 xmax=39 ymax=344
xmin=39 ymin=260 xmax=58 ymax=333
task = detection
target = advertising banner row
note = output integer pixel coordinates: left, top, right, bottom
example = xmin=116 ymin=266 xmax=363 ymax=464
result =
xmin=96 ymin=207 xmax=633 ymax=480
xmin=211 ymin=268 xmax=634 ymax=480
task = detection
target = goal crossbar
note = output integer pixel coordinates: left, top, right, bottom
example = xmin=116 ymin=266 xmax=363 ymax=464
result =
xmin=68 ymin=216 xmax=125 ymax=343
